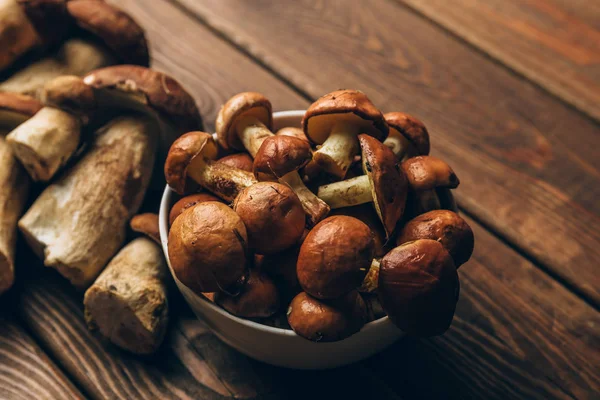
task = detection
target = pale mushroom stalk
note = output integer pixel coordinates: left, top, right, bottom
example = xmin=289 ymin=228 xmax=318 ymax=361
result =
xmin=317 ymin=174 xmax=373 ymax=209
xmin=187 ymin=156 xmax=257 ymax=203
xmin=359 ymin=258 xmax=380 ymax=294
xmin=84 ymin=214 xmax=169 ymax=355
xmin=234 ymin=115 xmax=274 ymax=157
xmin=313 ymin=120 xmax=361 ymax=178
xmin=0 ymin=0 xmax=40 ymax=71
xmin=383 ymin=132 xmax=411 ymax=161
xmin=279 ymin=171 xmax=330 ymax=226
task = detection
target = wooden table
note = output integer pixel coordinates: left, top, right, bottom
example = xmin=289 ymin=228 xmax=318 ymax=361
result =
xmin=1 ymin=1 xmax=599 ymax=399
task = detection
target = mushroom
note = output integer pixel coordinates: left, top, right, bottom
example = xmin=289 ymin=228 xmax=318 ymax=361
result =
xmin=168 ymin=201 xmax=249 ymax=294
xmin=233 ymin=182 xmax=305 ymax=254
xmin=164 ymin=131 xmax=257 ymax=202
xmin=402 ymin=156 xmax=460 ymax=214
xmin=297 ymin=215 xmax=374 ymax=299
xmin=302 ymin=89 xmax=388 ymax=178
xmin=0 ymin=92 xmax=41 ymax=294
xmin=169 ymin=193 xmax=223 ymax=227
xmin=253 ymin=135 xmax=330 ymax=226
xmin=378 ymin=239 xmax=459 ymax=337
xmin=397 ymin=210 xmax=474 ymax=268
xmin=330 ymin=204 xmax=387 ymax=257
xmin=383 ymin=112 xmax=430 ymax=161
xmin=6 ymin=75 xmax=94 ymax=181
xmin=216 ymin=152 xmax=253 ymax=172
xmin=216 ymin=92 xmax=274 ymax=156
xmin=287 ymin=291 xmax=368 ymax=342
xmin=276 ymin=126 xmax=308 ymax=142
xmin=130 ymin=213 xmax=161 ymax=244
xmin=19 ymin=115 xmax=158 ymax=288
xmin=215 ymin=268 xmax=280 ymax=318
xmin=0 ymin=0 xmax=149 ymax=98
xmin=83 ymin=213 xmax=169 ymax=355
xmin=317 ymin=134 xmax=408 ymax=238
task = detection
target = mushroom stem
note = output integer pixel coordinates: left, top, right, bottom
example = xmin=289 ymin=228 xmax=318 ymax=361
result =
xmin=0 ymin=130 xmax=29 ymax=294
xmin=84 ymin=237 xmax=169 ymax=355
xmin=0 ymin=38 xmax=115 ymax=98
xmin=313 ymin=120 xmax=360 ymax=178
xmin=383 ymin=131 xmax=411 ymax=161
xmin=317 ymin=174 xmax=373 ymax=209
xmin=279 ymin=171 xmax=330 ymax=227
xmin=6 ymin=107 xmax=82 ymax=181
xmin=359 ymin=258 xmax=380 ymax=294
xmin=0 ymin=0 xmax=40 ymax=71
xmin=235 ymin=115 xmax=274 ymax=157
xmin=187 ymin=156 xmax=257 ymax=203
xmin=417 ymin=189 xmax=441 ymax=213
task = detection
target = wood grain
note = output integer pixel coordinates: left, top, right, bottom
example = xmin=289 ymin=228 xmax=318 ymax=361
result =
xmin=173 ymin=0 xmax=600 ymax=306
xmin=0 ymin=311 xmax=83 ymax=400
xmin=399 ymin=0 xmax=600 ymax=121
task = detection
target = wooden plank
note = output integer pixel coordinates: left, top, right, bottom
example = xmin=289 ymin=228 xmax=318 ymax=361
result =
xmin=0 ymin=310 xmax=83 ymax=400
xmin=172 ymin=0 xmax=600 ymax=305
xmin=399 ymin=0 xmax=600 ymax=121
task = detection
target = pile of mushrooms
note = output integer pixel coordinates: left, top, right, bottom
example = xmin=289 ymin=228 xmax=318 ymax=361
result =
xmin=165 ymin=90 xmax=475 ymax=342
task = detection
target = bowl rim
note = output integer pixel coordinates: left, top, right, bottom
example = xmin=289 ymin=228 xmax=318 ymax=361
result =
xmin=159 ymin=109 xmax=392 ymax=338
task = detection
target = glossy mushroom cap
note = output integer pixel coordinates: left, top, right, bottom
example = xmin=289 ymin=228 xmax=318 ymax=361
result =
xmin=216 ymin=153 xmax=254 ymax=172
xmin=215 ymin=269 xmax=280 ymax=318
xmin=287 ymin=291 xmax=367 ymax=342
xmin=67 ymin=0 xmax=149 ymax=66
xmin=253 ymin=135 xmax=312 ymax=181
xmin=359 ymin=134 xmax=408 ymax=237
xmin=83 ymin=65 xmax=202 ymax=132
xmin=164 ymin=131 xmax=218 ymax=195
xmin=41 ymin=75 xmax=96 ymax=118
xmin=384 ymin=112 xmax=430 ymax=157
xmin=402 ymin=156 xmax=460 ymax=192
xmin=276 ymin=126 xmax=308 ymax=142
xmin=397 ymin=210 xmax=474 ymax=268
xmin=168 ymin=202 xmax=248 ymax=294
xmin=233 ymin=182 xmax=305 ymax=254
xmin=297 ymin=216 xmax=374 ymax=299
xmin=215 ymin=92 xmax=272 ymax=151
xmin=302 ymin=89 xmax=388 ymax=144
xmin=330 ymin=204 xmax=387 ymax=258
xmin=169 ymin=193 xmax=222 ymax=226
xmin=0 ymin=92 xmax=42 ymax=128
xmin=378 ymin=239 xmax=459 ymax=337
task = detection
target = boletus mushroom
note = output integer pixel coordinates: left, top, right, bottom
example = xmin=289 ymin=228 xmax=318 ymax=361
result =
xmin=168 ymin=201 xmax=249 ymax=294
xmin=402 ymin=155 xmax=459 ymax=214
xmin=253 ymin=135 xmax=330 ymax=226
xmin=233 ymin=182 xmax=305 ymax=254
xmin=317 ymin=134 xmax=408 ymax=238
xmin=276 ymin=126 xmax=308 ymax=142
xmin=169 ymin=193 xmax=223 ymax=227
xmin=84 ymin=213 xmax=169 ymax=355
xmin=287 ymin=291 xmax=368 ymax=342
xmin=397 ymin=210 xmax=474 ymax=268
xmin=216 ymin=152 xmax=254 ymax=172
xmin=383 ymin=112 xmax=430 ymax=161
xmin=302 ymin=89 xmax=388 ymax=178
xmin=297 ymin=215 xmax=374 ymax=299
xmin=215 ymin=268 xmax=280 ymax=318
xmin=378 ymin=239 xmax=459 ymax=337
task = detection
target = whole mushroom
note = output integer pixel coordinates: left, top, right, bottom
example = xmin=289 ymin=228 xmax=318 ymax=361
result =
xmin=215 ymin=268 xmax=280 ymax=318
xmin=383 ymin=112 xmax=430 ymax=161
xmin=169 ymin=193 xmax=223 ymax=226
xmin=216 ymin=152 xmax=254 ymax=172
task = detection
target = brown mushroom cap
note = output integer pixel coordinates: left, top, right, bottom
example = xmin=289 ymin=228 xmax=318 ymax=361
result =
xmin=233 ymin=182 xmax=305 ymax=254
xmin=216 ymin=153 xmax=253 ymax=172
xmin=169 ymin=193 xmax=223 ymax=226
xmin=215 ymin=269 xmax=280 ymax=318
xmin=302 ymin=89 xmax=388 ymax=144
xmin=287 ymin=291 xmax=367 ymax=342
xmin=83 ymin=65 xmax=202 ymax=132
xmin=215 ymin=92 xmax=272 ymax=151
xmin=253 ymin=135 xmax=312 ymax=181
xmin=297 ymin=215 xmax=374 ymax=299
xmin=397 ymin=210 xmax=474 ymax=268
xmin=67 ymin=0 xmax=149 ymax=66
xmin=0 ymin=92 xmax=42 ymax=128
xmin=402 ymin=156 xmax=460 ymax=192
xmin=129 ymin=213 xmax=160 ymax=244
xmin=164 ymin=131 xmax=218 ymax=195
xmin=384 ymin=112 xmax=430 ymax=156
xmin=168 ymin=201 xmax=248 ymax=294
xmin=359 ymin=134 xmax=408 ymax=237
xmin=378 ymin=239 xmax=459 ymax=337
xmin=41 ymin=75 xmax=96 ymax=118
xmin=276 ymin=126 xmax=308 ymax=142
xmin=330 ymin=204 xmax=386 ymax=258
xmin=19 ymin=0 xmax=70 ymax=46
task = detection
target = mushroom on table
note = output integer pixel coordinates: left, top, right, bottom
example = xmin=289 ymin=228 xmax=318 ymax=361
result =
xmin=383 ymin=112 xmax=430 ymax=162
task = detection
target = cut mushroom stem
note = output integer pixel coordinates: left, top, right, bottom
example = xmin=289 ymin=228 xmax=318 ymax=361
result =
xmin=417 ymin=189 xmax=441 ymax=213
xmin=234 ymin=115 xmax=274 ymax=157
xmin=279 ymin=171 xmax=330 ymax=227
xmin=317 ymin=174 xmax=373 ymax=209
xmin=187 ymin=156 xmax=257 ymax=203
xmin=313 ymin=120 xmax=360 ymax=178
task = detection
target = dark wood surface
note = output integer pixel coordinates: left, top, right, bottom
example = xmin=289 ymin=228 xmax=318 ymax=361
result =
xmin=1 ymin=0 xmax=599 ymax=399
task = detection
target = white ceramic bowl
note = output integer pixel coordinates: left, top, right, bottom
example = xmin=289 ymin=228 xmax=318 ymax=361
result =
xmin=159 ymin=110 xmax=403 ymax=369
